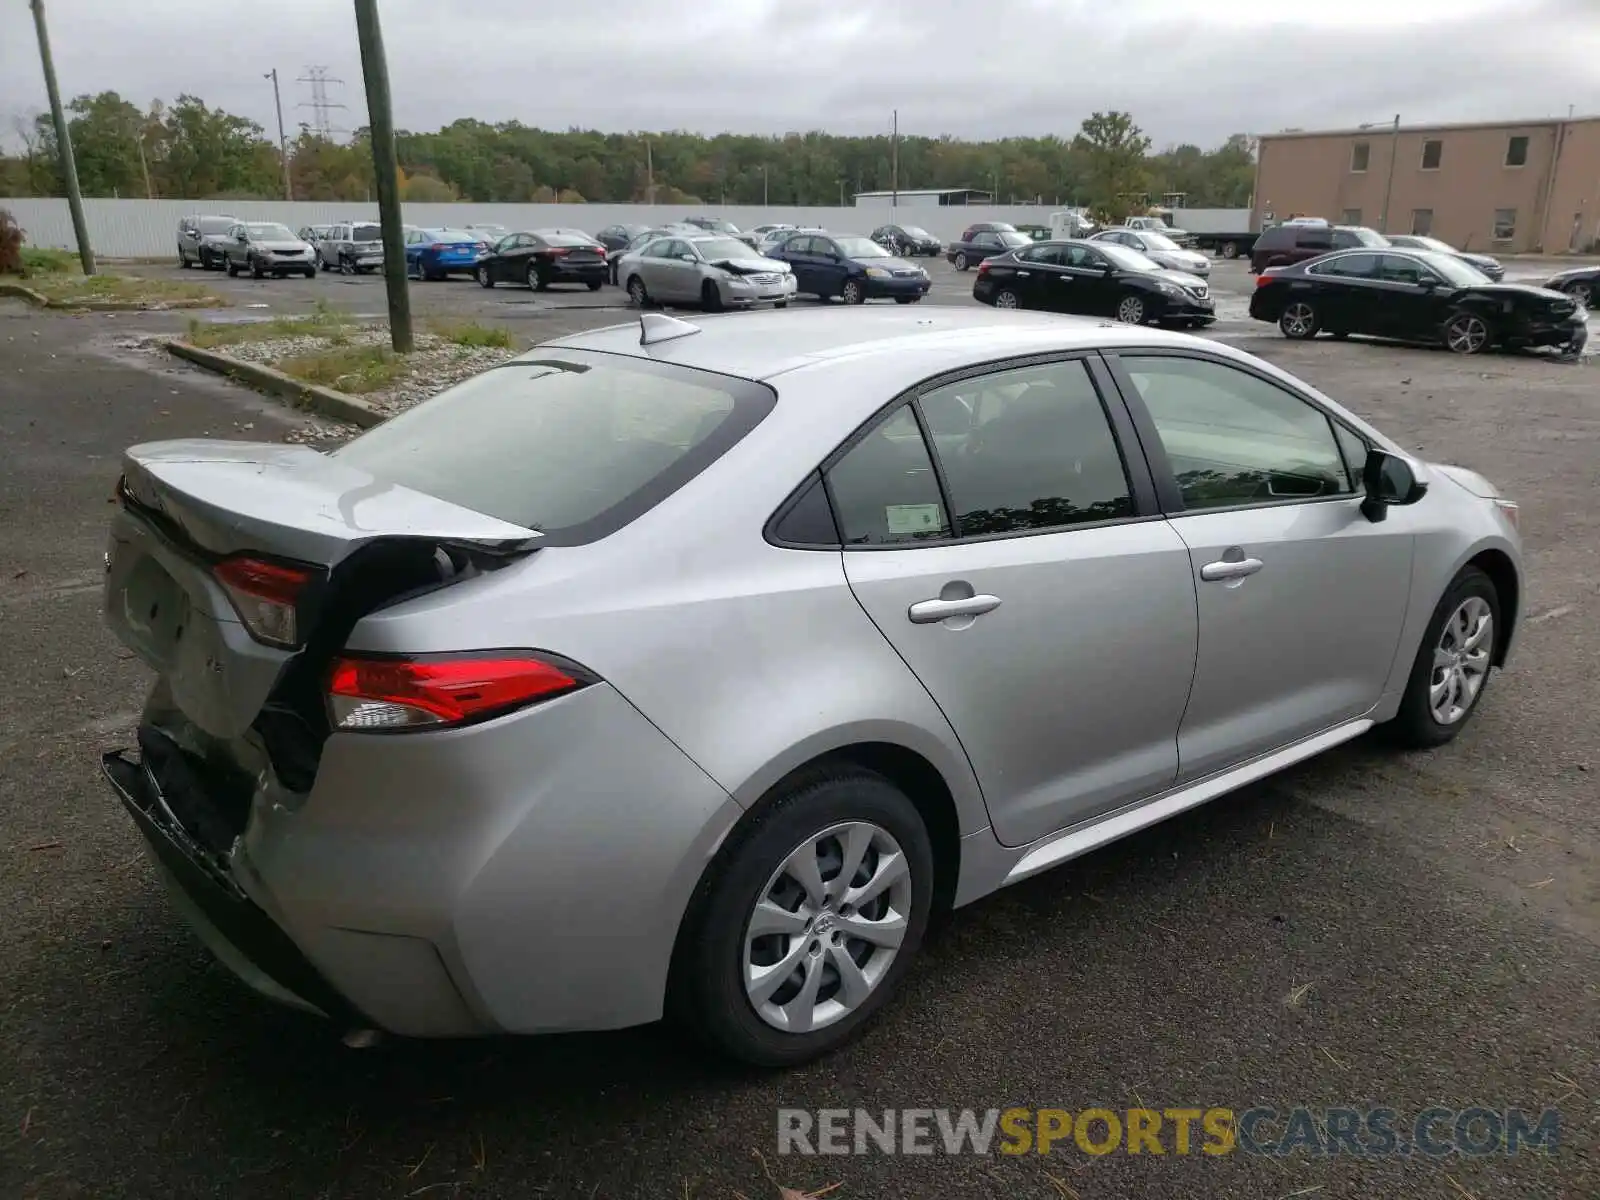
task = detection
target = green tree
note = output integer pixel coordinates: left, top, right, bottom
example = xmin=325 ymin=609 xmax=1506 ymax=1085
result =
xmin=1073 ymin=111 xmax=1152 ymax=220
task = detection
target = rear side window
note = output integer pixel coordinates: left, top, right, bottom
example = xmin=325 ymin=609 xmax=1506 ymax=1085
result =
xmin=827 ymin=406 xmax=950 ymax=545
xmin=333 ymin=353 xmax=776 ymax=545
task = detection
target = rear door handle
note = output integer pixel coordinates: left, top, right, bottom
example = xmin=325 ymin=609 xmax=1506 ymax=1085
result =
xmin=1200 ymin=557 xmax=1264 ymax=582
xmin=908 ymin=595 xmax=1002 ymax=623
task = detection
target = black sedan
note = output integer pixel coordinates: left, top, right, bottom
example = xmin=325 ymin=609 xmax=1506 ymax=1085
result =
xmin=595 ymin=223 xmax=653 ymax=253
xmin=1250 ymin=248 xmax=1585 ymax=354
xmin=946 ymin=228 xmax=1031 ymax=271
xmin=972 ymin=239 xmax=1215 ymax=327
xmin=765 ymin=233 xmax=930 ymax=304
xmin=1541 ymin=263 xmax=1597 ymax=307
xmin=474 ymin=231 xmax=607 ymax=291
xmin=870 ymin=223 xmax=942 ymax=256
xmin=1386 ymin=234 xmax=1504 ymax=282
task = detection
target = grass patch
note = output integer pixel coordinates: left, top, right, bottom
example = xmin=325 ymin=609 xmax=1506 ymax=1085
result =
xmin=185 ymin=302 xmax=363 ymax=349
xmin=25 ymin=271 xmax=223 ymax=306
xmin=17 ymin=247 xmax=76 ymax=277
xmin=426 ymin=319 xmax=514 ymax=349
xmin=276 ymin=343 xmax=414 ymax=394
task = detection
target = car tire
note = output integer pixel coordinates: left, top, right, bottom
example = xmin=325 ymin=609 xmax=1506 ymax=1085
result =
xmin=340 ymin=255 xmax=355 ymax=276
xmin=993 ymin=289 xmax=1021 ymax=310
xmin=1563 ymin=281 xmax=1590 ymax=307
xmin=1382 ymin=566 xmax=1501 ymax=750
xmin=895 ymin=295 xmax=920 ymax=305
xmin=774 ymin=300 xmax=788 ymax=309
xmin=251 ymin=259 xmax=265 ymax=280
xmin=1443 ymin=311 xmax=1491 ymax=355
xmin=1220 ymin=241 xmax=1240 ymax=259
xmin=1278 ymin=300 xmax=1320 ymax=339
xmin=626 ymin=275 xmax=649 ymax=308
xmin=586 ymin=279 xmax=603 ymax=292
xmin=668 ymin=766 xmax=934 ymax=1068
xmin=178 ymin=249 xmax=191 ymax=269
xmin=477 ymin=264 xmax=494 ymax=289
xmin=225 ymin=258 xmax=239 ymax=278
xmin=526 ymin=263 xmax=547 ymax=291
xmin=700 ymin=280 xmax=724 ymax=311
xmin=841 ymin=279 xmax=866 ymax=305
xmin=319 ymin=256 xmax=332 ymax=272
xmin=953 ymin=252 xmax=969 ymax=271
xmin=303 ymin=269 xmax=316 ymax=279
xmin=1116 ymin=293 xmax=1147 ymax=324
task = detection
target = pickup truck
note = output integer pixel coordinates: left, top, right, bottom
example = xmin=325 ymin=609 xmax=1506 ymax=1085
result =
xmin=1124 ymin=215 xmax=1198 ymax=248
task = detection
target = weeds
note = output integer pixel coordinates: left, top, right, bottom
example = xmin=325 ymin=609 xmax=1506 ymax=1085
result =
xmin=25 ymin=273 xmax=221 ymax=305
xmin=276 ymin=343 xmax=414 ymax=394
xmin=426 ymin=319 xmax=514 ymax=349
xmin=185 ymin=303 xmax=361 ymax=349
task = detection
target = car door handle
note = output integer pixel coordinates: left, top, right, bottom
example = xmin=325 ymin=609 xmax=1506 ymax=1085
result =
xmin=1200 ymin=557 xmax=1264 ymax=582
xmin=1016 ymin=271 xmax=1031 ymax=277
xmin=908 ymin=595 xmax=1002 ymax=623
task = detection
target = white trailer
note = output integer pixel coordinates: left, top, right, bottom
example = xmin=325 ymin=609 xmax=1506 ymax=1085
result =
xmin=1168 ymin=208 xmax=1258 ymax=259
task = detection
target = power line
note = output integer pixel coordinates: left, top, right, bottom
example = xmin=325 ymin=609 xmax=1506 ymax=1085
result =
xmin=296 ymin=65 xmax=348 ymax=138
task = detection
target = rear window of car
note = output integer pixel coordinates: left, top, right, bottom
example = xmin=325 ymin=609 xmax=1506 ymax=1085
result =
xmin=197 ymin=217 xmax=235 ymax=234
xmin=331 ymin=352 xmax=777 ymax=545
xmin=352 ymin=224 xmax=380 ymax=241
xmin=543 ymin=234 xmax=595 ymax=247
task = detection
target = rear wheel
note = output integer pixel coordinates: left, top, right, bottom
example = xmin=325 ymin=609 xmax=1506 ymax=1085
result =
xmin=1279 ymin=300 xmax=1320 ymax=339
xmin=1443 ymin=311 xmax=1490 ymax=354
xmin=993 ymin=289 xmax=1021 ymax=310
xmin=953 ymin=252 xmax=969 ymax=271
xmin=1383 ymin=567 xmax=1500 ymax=749
xmin=841 ymin=279 xmax=866 ymax=305
xmin=1221 ymin=240 xmax=1240 ymax=259
xmin=1116 ymin=293 xmax=1147 ymax=324
xmin=340 ymin=255 xmax=355 ymax=276
xmin=477 ymin=264 xmax=494 ymax=288
xmin=668 ymin=768 xmax=933 ymax=1067
xmin=526 ymin=262 xmax=547 ymax=291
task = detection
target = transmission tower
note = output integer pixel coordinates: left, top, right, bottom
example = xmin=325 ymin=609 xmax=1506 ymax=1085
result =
xmin=296 ymin=65 xmax=348 ymax=138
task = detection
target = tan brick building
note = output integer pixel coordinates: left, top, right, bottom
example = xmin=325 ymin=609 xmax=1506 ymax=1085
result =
xmin=1253 ymin=116 xmax=1600 ymax=255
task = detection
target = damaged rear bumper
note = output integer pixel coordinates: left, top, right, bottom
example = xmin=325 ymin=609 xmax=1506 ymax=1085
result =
xmin=102 ymin=743 xmax=368 ymax=1027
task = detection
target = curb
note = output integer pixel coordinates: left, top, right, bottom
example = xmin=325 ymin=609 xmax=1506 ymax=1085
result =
xmin=0 ymin=281 xmax=221 ymax=311
xmin=164 ymin=341 xmax=385 ymax=429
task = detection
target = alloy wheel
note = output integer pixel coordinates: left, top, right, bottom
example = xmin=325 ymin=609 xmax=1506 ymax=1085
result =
xmin=994 ymin=290 xmax=1020 ymax=309
xmin=1117 ymin=295 xmax=1146 ymax=324
xmin=1430 ymin=596 xmax=1493 ymax=725
xmin=477 ymin=265 xmax=492 ymax=288
xmin=627 ymin=277 xmax=647 ymax=307
xmin=1445 ymin=313 xmax=1489 ymax=354
xmin=743 ymin=820 xmax=913 ymax=1034
xmin=954 ymin=253 xmax=969 ymax=271
xmin=842 ymin=280 xmax=864 ymax=305
xmin=1280 ymin=302 xmax=1317 ymax=338
xmin=1566 ymin=281 xmax=1591 ymax=308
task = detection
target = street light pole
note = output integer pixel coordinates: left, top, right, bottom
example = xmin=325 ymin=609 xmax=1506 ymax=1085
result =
xmin=1379 ymin=112 xmax=1400 ymax=234
xmin=28 ymin=0 xmax=93 ymax=274
xmin=264 ymin=69 xmax=292 ymax=200
xmin=353 ymin=0 xmax=413 ymax=353
xmin=890 ymin=109 xmax=899 ymax=213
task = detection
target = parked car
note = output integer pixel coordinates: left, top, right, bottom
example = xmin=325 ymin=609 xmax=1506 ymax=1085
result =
xmin=319 ymin=222 xmax=385 ymax=274
xmin=99 ymin=304 xmax=1523 ymax=1067
xmin=616 ymin=233 xmax=796 ymax=310
xmin=683 ymin=216 xmax=744 ymax=236
xmin=973 ymin=238 xmax=1214 ymax=327
xmin=219 ymin=222 xmax=318 ymax=279
xmin=766 ymin=232 xmax=931 ymax=304
xmin=595 ymin=223 xmax=654 ymax=253
xmin=1249 ymin=247 xmax=1585 ymax=354
xmin=464 ymin=223 xmax=513 ymax=245
xmin=177 ymin=214 xmax=239 ymax=270
xmin=1090 ymin=228 xmax=1211 ymax=278
xmin=1124 ymin=215 xmax=1198 ymax=248
xmin=870 ymin=224 xmax=943 ymax=257
xmin=297 ymin=225 xmax=335 ymax=255
xmin=1385 ymin=235 xmax=1504 ymax=282
xmin=758 ymin=226 xmax=824 ymax=255
xmin=1012 ymin=224 xmax=1052 ymax=242
xmin=475 ymin=231 xmax=607 ymax=291
xmin=946 ymin=228 xmax=1031 ymax=271
xmin=1540 ymin=263 xmax=1598 ymax=307
xmin=1250 ymin=223 xmax=1388 ymax=274
xmin=405 ymin=228 xmax=490 ymax=280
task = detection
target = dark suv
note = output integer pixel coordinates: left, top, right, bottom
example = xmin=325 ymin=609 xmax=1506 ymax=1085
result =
xmin=1250 ymin=223 xmax=1388 ymax=273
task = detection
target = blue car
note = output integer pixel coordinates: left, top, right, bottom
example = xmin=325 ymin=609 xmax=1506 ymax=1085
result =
xmin=404 ymin=228 xmax=490 ymax=280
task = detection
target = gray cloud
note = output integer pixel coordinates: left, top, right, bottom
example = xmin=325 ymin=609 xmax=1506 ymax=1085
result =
xmin=3 ymin=0 xmax=1597 ymax=150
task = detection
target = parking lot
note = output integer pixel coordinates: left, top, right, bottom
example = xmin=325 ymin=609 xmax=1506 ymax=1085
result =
xmin=2 ymin=257 xmax=1598 ymax=1198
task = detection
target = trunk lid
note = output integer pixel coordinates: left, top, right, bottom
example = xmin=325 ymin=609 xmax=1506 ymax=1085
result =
xmin=106 ymin=440 xmax=540 ymax=743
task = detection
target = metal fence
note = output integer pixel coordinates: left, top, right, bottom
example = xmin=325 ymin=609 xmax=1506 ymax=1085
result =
xmin=2 ymin=198 xmax=1065 ymax=259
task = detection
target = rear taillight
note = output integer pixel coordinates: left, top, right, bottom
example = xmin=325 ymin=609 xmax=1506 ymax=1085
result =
xmin=213 ymin=555 xmax=314 ymax=648
xmin=327 ymin=652 xmax=593 ymax=732
xmin=429 ymin=242 xmax=445 ymax=250
xmin=544 ymin=247 xmax=569 ymax=256
xmin=977 ymin=260 xmax=991 ymax=274
xmin=1255 ymin=272 xmax=1276 ymax=287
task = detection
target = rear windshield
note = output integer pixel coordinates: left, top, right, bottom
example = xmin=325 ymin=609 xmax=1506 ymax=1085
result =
xmin=197 ymin=217 xmax=235 ymax=234
xmin=331 ymin=352 xmax=776 ymax=545
xmin=352 ymin=224 xmax=380 ymax=241
xmin=542 ymin=234 xmax=595 ymax=247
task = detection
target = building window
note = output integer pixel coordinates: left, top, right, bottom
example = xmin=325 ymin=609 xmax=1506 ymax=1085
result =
xmin=1420 ymin=140 xmax=1443 ymax=170
xmin=1492 ymin=209 xmax=1517 ymax=241
xmin=1350 ymin=142 xmax=1370 ymax=173
xmin=1411 ymin=209 xmax=1433 ymax=236
xmin=1505 ymin=136 xmax=1529 ymax=167
xmin=1341 ymin=208 xmax=1363 ymax=225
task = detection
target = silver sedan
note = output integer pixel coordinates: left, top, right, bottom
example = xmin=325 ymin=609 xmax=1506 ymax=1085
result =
xmin=616 ymin=234 xmax=798 ymax=310
xmin=1093 ymin=227 xmax=1213 ymax=277
xmin=101 ymin=307 xmax=1520 ymax=1067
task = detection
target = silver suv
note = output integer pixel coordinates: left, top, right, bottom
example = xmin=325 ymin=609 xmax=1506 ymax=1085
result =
xmin=319 ymin=221 xmax=384 ymax=274
xmin=177 ymin=214 xmax=238 ymax=270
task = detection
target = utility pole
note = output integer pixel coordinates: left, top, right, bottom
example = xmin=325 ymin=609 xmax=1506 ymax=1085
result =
xmin=1379 ymin=112 xmax=1400 ymax=234
xmin=645 ymin=139 xmax=655 ymax=205
xmin=136 ymin=136 xmax=153 ymax=199
xmin=890 ymin=109 xmax=899 ymax=212
xmin=353 ymin=0 xmax=412 ymax=352
xmin=29 ymin=0 xmax=93 ymax=274
xmin=761 ymin=164 xmax=768 ymax=206
xmin=264 ymin=69 xmax=292 ymax=200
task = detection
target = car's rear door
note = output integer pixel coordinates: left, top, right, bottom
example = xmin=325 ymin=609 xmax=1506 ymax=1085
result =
xmin=832 ymin=356 xmax=1199 ymax=845
xmin=1105 ymin=349 xmax=1414 ymax=781
xmin=1303 ymin=252 xmax=1381 ymax=334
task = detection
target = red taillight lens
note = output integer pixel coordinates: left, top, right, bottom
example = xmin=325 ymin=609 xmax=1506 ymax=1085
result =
xmin=977 ymin=260 xmax=991 ymax=274
xmin=213 ymin=555 xmax=314 ymax=648
xmin=327 ymin=653 xmax=591 ymax=732
xmin=1255 ymin=272 xmax=1276 ymax=287
xmin=429 ymin=242 xmax=445 ymax=250
xmin=544 ymin=247 xmax=568 ymax=256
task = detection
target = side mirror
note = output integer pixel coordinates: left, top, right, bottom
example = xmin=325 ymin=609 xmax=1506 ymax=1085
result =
xmin=1360 ymin=448 xmax=1427 ymax=522
xmin=680 ymin=253 xmax=697 ymax=262
xmin=1416 ymin=276 xmax=1439 ymax=290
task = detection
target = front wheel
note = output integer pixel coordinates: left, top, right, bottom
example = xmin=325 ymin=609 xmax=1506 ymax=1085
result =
xmin=178 ymin=249 xmax=191 ymax=269
xmin=626 ymin=276 xmax=649 ymax=308
xmin=1443 ymin=311 xmax=1490 ymax=354
xmin=1278 ymin=300 xmax=1320 ymax=339
xmin=251 ymin=258 xmax=265 ymax=280
xmin=225 ymin=258 xmax=239 ymax=278
xmin=953 ymin=252 xmax=969 ymax=271
xmin=1116 ymin=293 xmax=1147 ymax=324
xmin=668 ymin=769 xmax=934 ymax=1067
xmin=841 ymin=279 xmax=866 ymax=305
xmin=895 ymin=295 xmax=921 ymax=305
xmin=1564 ymin=281 xmax=1591 ymax=308
xmin=1383 ymin=566 xmax=1500 ymax=749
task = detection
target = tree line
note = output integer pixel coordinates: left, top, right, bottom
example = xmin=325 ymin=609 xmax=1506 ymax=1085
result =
xmin=1 ymin=93 xmax=1257 ymax=217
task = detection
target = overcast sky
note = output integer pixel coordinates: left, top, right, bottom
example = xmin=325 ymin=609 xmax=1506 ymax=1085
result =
xmin=3 ymin=0 xmax=1597 ymax=150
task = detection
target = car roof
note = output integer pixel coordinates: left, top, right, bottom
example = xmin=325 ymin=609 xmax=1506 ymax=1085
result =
xmin=537 ymin=306 xmax=1205 ymax=384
